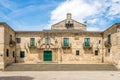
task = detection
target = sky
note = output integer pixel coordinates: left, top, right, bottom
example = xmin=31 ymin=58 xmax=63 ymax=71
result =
xmin=0 ymin=0 xmax=120 ymax=31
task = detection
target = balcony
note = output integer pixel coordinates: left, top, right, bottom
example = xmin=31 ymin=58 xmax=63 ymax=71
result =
xmin=62 ymin=43 xmax=71 ymax=48
xmin=104 ymin=41 xmax=111 ymax=47
xmin=9 ymin=40 xmax=16 ymax=47
xmin=83 ymin=42 xmax=92 ymax=49
xmin=28 ymin=43 xmax=37 ymax=48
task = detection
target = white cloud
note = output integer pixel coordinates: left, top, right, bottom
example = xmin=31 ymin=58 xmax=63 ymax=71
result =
xmin=87 ymin=27 xmax=100 ymax=31
xmin=108 ymin=2 xmax=120 ymax=17
xmin=50 ymin=0 xmax=101 ymax=24
xmin=87 ymin=19 xmax=98 ymax=24
xmin=49 ymin=0 xmax=120 ymax=31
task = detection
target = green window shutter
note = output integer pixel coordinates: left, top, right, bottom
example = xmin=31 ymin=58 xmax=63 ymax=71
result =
xmin=64 ymin=38 xmax=69 ymax=46
xmin=20 ymin=51 xmax=25 ymax=58
xmin=30 ymin=38 xmax=35 ymax=46
xmin=108 ymin=34 xmax=111 ymax=43
xmin=84 ymin=38 xmax=90 ymax=46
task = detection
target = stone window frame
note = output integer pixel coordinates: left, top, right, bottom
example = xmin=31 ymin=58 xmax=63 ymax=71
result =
xmin=16 ymin=38 xmax=21 ymax=43
xmin=13 ymin=51 xmax=15 ymax=58
xmin=84 ymin=38 xmax=90 ymax=46
xmin=6 ymin=49 xmax=9 ymax=57
xmin=99 ymin=40 xmax=101 ymax=44
xmin=30 ymin=38 xmax=35 ymax=46
xmin=45 ymin=37 xmax=51 ymax=45
xmin=107 ymin=34 xmax=111 ymax=43
xmin=76 ymin=50 xmax=80 ymax=56
xmin=95 ymin=50 xmax=98 ymax=56
xmin=108 ymin=49 xmax=110 ymax=53
xmin=20 ymin=51 xmax=25 ymax=58
xmin=65 ymin=20 xmax=74 ymax=28
xmin=63 ymin=38 xmax=69 ymax=46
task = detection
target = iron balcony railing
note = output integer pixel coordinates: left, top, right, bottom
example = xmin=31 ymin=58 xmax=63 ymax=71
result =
xmin=9 ymin=40 xmax=16 ymax=47
xmin=28 ymin=43 xmax=37 ymax=48
xmin=62 ymin=43 xmax=71 ymax=48
xmin=83 ymin=42 xmax=92 ymax=49
xmin=104 ymin=41 xmax=111 ymax=47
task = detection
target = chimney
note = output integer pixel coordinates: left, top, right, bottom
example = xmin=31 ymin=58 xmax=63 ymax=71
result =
xmin=67 ymin=13 xmax=72 ymax=19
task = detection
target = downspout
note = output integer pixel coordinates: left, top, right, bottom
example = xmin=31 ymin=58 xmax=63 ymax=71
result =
xmin=102 ymin=32 xmax=104 ymax=63
xmin=60 ymin=33 xmax=62 ymax=63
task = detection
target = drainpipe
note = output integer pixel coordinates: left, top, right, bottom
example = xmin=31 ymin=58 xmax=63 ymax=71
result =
xmin=60 ymin=33 xmax=62 ymax=63
xmin=102 ymin=33 xmax=104 ymax=63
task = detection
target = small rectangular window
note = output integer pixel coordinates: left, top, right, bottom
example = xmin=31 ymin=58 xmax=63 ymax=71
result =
xmin=76 ymin=50 xmax=80 ymax=55
xmin=20 ymin=51 xmax=25 ymax=58
xmin=16 ymin=38 xmax=21 ymax=43
xmin=108 ymin=49 xmax=110 ymax=53
xmin=6 ymin=49 xmax=9 ymax=57
xmin=95 ymin=50 xmax=98 ymax=56
xmin=99 ymin=40 xmax=101 ymax=44
xmin=13 ymin=51 xmax=15 ymax=58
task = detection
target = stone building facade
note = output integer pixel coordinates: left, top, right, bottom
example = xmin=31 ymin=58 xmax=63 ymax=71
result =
xmin=0 ymin=13 xmax=120 ymax=70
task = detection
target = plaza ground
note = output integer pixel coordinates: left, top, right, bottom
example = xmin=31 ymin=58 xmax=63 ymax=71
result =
xmin=0 ymin=71 xmax=120 ymax=80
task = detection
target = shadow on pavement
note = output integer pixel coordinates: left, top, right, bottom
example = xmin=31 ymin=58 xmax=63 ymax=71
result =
xmin=5 ymin=64 xmax=118 ymax=71
xmin=0 ymin=76 xmax=34 ymax=80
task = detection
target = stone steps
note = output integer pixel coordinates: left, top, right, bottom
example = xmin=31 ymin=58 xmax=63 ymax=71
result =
xmin=5 ymin=63 xmax=118 ymax=71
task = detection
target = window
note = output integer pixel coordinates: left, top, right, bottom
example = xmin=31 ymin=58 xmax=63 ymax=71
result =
xmin=76 ymin=50 xmax=80 ymax=55
xmin=99 ymin=40 xmax=101 ymax=44
xmin=63 ymin=38 xmax=69 ymax=46
xmin=108 ymin=49 xmax=110 ymax=53
xmin=16 ymin=38 xmax=21 ymax=43
xmin=45 ymin=37 xmax=50 ymax=44
xmin=30 ymin=38 xmax=35 ymax=46
xmin=6 ymin=49 xmax=9 ymax=57
xmin=10 ymin=35 xmax=12 ymax=40
xmin=95 ymin=50 xmax=98 ymax=56
xmin=65 ymin=20 xmax=73 ymax=28
xmin=108 ymin=34 xmax=111 ymax=43
xmin=20 ymin=51 xmax=25 ymax=58
xmin=84 ymin=38 xmax=90 ymax=46
xmin=9 ymin=35 xmax=12 ymax=44
xmin=13 ymin=51 xmax=15 ymax=58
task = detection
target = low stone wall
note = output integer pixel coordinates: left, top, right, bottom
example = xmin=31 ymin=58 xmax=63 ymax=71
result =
xmin=106 ymin=53 xmax=120 ymax=69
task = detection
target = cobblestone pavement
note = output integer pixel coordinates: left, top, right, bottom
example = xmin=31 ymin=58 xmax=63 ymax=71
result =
xmin=0 ymin=71 xmax=120 ymax=80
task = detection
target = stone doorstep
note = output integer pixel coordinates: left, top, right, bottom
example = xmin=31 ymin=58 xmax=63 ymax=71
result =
xmin=10 ymin=62 xmax=111 ymax=65
xmin=5 ymin=63 xmax=118 ymax=71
